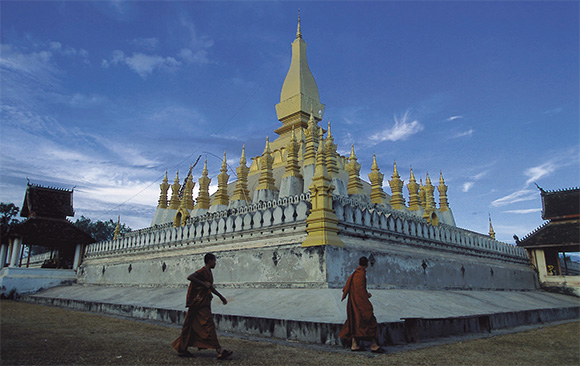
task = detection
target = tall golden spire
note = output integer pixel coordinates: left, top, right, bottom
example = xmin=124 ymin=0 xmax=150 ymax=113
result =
xmin=168 ymin=171 xmax=181 ymax=210
xmin=489 ymin=215 xmax=496 ymax=239
xmin=438 ymin=171 xmax=449 ymax=211
xmin=368 ymin=153 xmax=386 ymax=204
xmin=346 ymin=144 xmax=363 ymax=195
xmin=231 ymin=145 xmax=251 ymax=203
xmin=389 ymin=162 xmax=405 ymax=209
xmin=157 ymin=171 xmax=170 ymax=209
xmin=212 ymin=151 xmax=230 ymax=207
xmin=275 ymin=15 xmax=325 ymax=137
xmin=407 ymin=167 xmax=421 ymax=211
xmin=194 ymin=159 xmax=211 ymax=210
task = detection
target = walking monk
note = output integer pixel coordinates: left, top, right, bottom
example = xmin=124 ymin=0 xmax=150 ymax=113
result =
xmin=172 ymin=253 xmax=233 ymax=360
xmin=339 ymin=256 xmax=383 ymax=353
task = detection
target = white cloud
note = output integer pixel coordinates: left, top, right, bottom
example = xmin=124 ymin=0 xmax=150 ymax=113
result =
xmin=447 ymin=115 xmax=463 ymax=121
xmin=491 ymin=189 xmax=537 ymax=207
xmin=451 ymin=129 xmax=474 ymax=138
xmin=178 ymin=48 xmax=209 ymax=65
xmin=524 ymin=162 xmax=556 ymax=186
xmin=504 ymin=208 xmax=542 ymax=214
xmin=103 ymin=50 xmax=193 ymax=78
xmin=369 ymin=111 xmax=423 ymax=142
xmin=462 ymin=182 xmax=474 ymax=192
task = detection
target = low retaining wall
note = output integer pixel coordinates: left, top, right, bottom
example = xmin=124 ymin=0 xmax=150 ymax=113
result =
xmin=0 ymin=268 xmax=76 ymax=296
xmin=21 ymin=294 xmax=580 ymax=346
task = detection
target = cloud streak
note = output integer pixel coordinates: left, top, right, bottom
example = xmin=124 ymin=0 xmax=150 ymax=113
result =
xmin=369 ymin=110 xmax=423 ymax=143
xmin=491 ymin=189 xmax=537 ymax=207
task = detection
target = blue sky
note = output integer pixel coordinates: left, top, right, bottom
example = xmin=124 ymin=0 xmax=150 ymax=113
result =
xmin=1 ymin=1 xmax=578 ymax=245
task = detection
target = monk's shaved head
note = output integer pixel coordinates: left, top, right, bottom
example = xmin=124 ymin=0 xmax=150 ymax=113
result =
xmin=359 ymin=256 xmax=368 ymax=267
xmin=204 ymin=253 xmax=216 ymax=264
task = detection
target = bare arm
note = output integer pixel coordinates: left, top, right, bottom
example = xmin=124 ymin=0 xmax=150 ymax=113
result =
xmin=187 ymin=272 xmax=227 ymax=305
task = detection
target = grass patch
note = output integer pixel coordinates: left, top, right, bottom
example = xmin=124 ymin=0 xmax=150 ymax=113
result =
xmin=1 ymin=300 xmax=579 ymax=365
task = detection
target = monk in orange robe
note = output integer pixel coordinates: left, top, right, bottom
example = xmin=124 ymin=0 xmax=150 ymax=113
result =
xmin=172 ymin=253 xmax=233 ymax=360
xmin=339 ymin=256 xmax=382 ymax=352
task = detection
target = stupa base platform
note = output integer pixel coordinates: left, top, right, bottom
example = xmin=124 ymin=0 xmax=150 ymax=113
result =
xmin=22 ymin=285 xmax=579 ymax=346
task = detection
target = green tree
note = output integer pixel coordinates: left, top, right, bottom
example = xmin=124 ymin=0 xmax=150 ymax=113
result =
xmin=1 ymin=202 xmax=21 ymax=245
xmin=73 ymin=216 xmax=132 ymax=242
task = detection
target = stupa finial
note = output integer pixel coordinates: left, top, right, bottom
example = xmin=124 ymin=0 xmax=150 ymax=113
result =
xmin=297 ymin=10 xmax=302 ymax=39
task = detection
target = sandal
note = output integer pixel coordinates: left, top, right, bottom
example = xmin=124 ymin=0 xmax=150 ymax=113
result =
xmin=371 ymin=347 xmax=385 ymax=353
xmin=217 ymin=349 xmax=233 ymax=360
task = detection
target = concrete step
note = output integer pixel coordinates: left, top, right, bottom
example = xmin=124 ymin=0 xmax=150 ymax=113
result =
xmin=22 ymin=285 xmax=580 ymax=346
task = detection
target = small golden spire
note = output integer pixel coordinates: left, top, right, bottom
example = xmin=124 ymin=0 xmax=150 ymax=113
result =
xmin=157 ymin=171 xmax=170 ymax=209
xmin=213 ymin=151 xmax=230 ymax=206
xmin=489 ymin=215 xmax=496 ymax=239
xmin=368 ymin=153 xmax=386 ymax=204
xmin=324 ymin=121 xmax=338 ymax=177
xmin=407 ymin=167 xmax=421 ymax=211
xmin=240 ymin=144 xmax=247 ymax=165
xmin=438 ymin=171 xmax=450 ymax=211
xmin=389 ymin=161 xmax=405 ymax=209
xmin=169 ymin=171 xmax=181 ymax=210
xmin=346 ymin=144 xmax=363 ymax=195
xmin=194 ymin=159 xmax=211 ymax=210
xmin=255 ymin=138 xmax=277 ymax=192
xmin=232 ymin=146 xmax=251 ymax=203
xmin=113 ymin=216 xmax=120 ymax=240
xmin=263 ymin=136 xmax=271 ymax=154
xmin=424 ymin=172 xmax=436 ymax=210
xmin=284 ymin=126 xmax=302 ymax=179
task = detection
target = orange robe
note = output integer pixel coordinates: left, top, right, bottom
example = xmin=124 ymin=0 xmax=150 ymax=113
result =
xmin=339 ymin=266 xmax=378 ymax=340
xmin=172 ymin=266 xmax=221 ymax=352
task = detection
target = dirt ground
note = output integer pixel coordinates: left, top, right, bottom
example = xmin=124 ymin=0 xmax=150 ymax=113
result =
xmin=1 ymin=300 xmax=579 ymax=366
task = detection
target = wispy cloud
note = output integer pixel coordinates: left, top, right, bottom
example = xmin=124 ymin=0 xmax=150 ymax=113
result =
xmin=524 ymin=162 xmax=556 ymax=186
xmin=369 ymin=110 xmax=423 ymax=143
xmin=451 ymin=129 xmax=474 ymax=138
xmin=461 ymin=169 xmax=488 ymax=192
xmin=102 ymin=51 xmax=181 ymax=78
xmin=462 ymin=182 xmax=474 ymax=192
xmin=504 ymin=208 xmax=541 ymax=214
xmin=544 ymin=107 xmax=563 ymax=115
xmin=447 ymin=115 xmax=463 ymax=121
xmin=491 ymin=189 xmax=537 ymax=207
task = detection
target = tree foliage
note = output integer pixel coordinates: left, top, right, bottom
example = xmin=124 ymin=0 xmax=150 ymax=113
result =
xmin=1 ymin=202 xmax=20 ymax=226
xmin=1 ymin=202 xmax=21 ymax=245
xmin=73 ymin=216 xmax=132 ymax=242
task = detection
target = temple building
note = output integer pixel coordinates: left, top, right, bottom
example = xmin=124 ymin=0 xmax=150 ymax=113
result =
xmin=151 ymin=17 xmax=456 ymax=230
xmin=15 ymin=17 xmax=579 ymax=347
xmin=517 ymin=186 xmax=580 ymax=296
